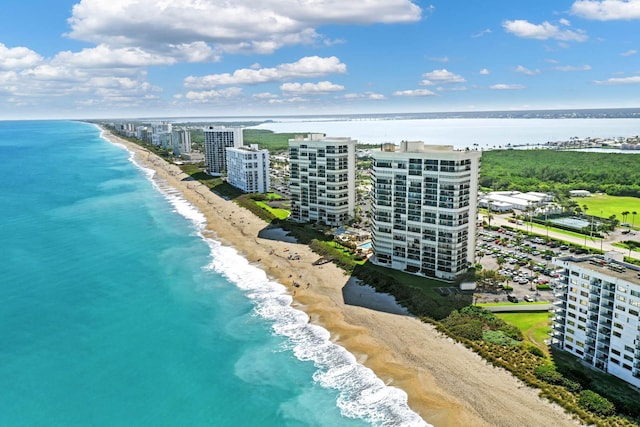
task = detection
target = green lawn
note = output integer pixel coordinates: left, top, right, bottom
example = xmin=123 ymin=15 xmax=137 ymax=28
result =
xmin=574 ymin=194 xmax=640 ymax=225
xmin=254 ymin=201 xmax=289 ymax=219
xmin=495 ymin=311 xmax=552 ymax=351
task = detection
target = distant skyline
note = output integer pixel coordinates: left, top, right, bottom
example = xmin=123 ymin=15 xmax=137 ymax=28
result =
xmin=2 ymin=0 xmax=640 ymax=119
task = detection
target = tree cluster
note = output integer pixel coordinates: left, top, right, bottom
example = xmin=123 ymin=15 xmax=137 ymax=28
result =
xmin=480 ymin=150 xmax=640 ymax=197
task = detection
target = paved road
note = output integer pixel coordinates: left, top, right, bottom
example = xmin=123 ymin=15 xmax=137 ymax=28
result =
xmin=483 ymin=304 xmax=552 ymax=312
xmin=480 ymin=213 xmax=640 ymax=260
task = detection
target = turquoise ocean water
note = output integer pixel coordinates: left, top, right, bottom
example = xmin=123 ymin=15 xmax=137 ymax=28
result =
xmin=0 ymin=121 xmax=427 ymax=426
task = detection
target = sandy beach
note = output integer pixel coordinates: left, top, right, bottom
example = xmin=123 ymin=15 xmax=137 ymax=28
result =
xmin=102 ymin=128 xmax=578 ymax=427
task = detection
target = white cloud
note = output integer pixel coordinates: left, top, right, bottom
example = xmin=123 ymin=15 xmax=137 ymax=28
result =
xmin=185 ymin=87 xmax=244 ymax=102
xmin=514 ymin=65 xmax=541 ymax=75
xmin=555 ymin=64 xmax=592 ymax=71
xmin=436 ymin=86 xmax=467 ymax=92
xmin=479 ymin=68 xmax=490 ymax=75
xmin=621 ymin=49 xmax=638 ymax=56
xmin=184 ymin=56 xmax=347 ymax=88
xmin=490 ymin=84 xmax=525 ymax=90
xmin=392 ymin=89 xmax=436 ymax=97
xmin=559 ymin=18 xmax=572 ymax=26
xmin=472 ymin=29 xmax=492 ymax=38
xmin=571 ymin=0 xmax=640 ymax=20
xmin=594 ymin=75 xmax=640 ymax=85
xmin=0 ymin=43 xmax=43 ymax=70
xmin=252 ymin=92 xmax=278 ymax=99
xmin=66 ymin=0 xmax=421 ymax=56
xmin=421 ymin=69 xmax=466 ymax=84
xmin=53 ymin=45 xmax=177 ymax=68
xmin=342 ymin=92 xmax=386 ymax=100
xmin=503 ymin=19 xmax=588 ymax=41
xmin=280 ymin=81 xmax=344 ymax=94
xmin=268 ymin=96 xmax=308 ymax=104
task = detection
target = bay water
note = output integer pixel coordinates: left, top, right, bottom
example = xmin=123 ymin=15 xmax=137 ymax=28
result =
xmin=0 ymin=121 xmax=426 ymax=426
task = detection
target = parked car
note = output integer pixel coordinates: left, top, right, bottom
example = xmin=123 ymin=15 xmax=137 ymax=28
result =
xmin=523 ymin=295 xmax=534 ymax=302
xmin=507 ymin=295 xmax=519 ymax=303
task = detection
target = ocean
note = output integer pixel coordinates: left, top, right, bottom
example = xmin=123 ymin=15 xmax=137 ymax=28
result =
xmin=0 ymin=121 xmax=427 ymax=427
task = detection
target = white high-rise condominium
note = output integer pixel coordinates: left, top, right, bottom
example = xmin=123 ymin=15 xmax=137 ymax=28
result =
xmin=204 ymin=126 xmax=243 ymax=175
xmin=552 ymin=252 xmax=640 ymax=388
xmin=226 ymin=144 xmax=270 ymax=194
xmin=171 ymin=129 xmax=192 ymax=156
xmin=370 ymin=141 xmax=481 ymax=281
xmin=288 ymin=133 xmax=356 ymax=226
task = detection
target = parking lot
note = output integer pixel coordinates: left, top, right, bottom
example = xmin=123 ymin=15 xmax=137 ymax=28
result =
xmin=475 ymin=228 xmax=566 ymax=305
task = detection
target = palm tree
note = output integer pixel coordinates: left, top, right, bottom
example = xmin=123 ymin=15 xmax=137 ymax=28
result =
xmin=632 ymin=211 xmax=638 ymax=228
xmin=621 ymin=211 xmax=630 ymax=224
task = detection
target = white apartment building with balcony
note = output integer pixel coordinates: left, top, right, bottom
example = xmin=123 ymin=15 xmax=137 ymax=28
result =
xmin=370 ymin=142 xmax=481 ymax=281
xmin=226 ymin=144 xmax=270 ymax=194
xmin=551 ymin=252 xmax=640 ymax=388
xmin=204 ymin=126 xmax=243 ymax=175
xmin=171 ymin=129 xmax=192 ymax=156
xmin=288 ymin=133 xmax=356 ymax=226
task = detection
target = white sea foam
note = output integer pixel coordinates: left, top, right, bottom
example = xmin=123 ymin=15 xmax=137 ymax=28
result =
xmin=205 ymin=239 xmax=430 ymax=427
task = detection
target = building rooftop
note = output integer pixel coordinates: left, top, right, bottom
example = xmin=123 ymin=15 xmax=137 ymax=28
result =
xmin=555 ymin=253 xmax=640 ymax=284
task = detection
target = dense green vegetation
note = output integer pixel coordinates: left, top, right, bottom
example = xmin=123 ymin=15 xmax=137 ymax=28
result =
xmin=436 ymin=306 xmax=640 ymax=426
xmin=480 ymin=150 xmax=640 ymax=197
xmin=243 ymin=129 xmax=302 ymax=154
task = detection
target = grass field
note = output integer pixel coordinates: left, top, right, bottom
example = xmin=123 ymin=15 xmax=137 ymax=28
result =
xmin=254 ymin=201 xmax=289 ymax=219
xmin=495 ymin=311 xmax=552 ymax=353
xmin=573 ymin=194 xmax=640 ymax=225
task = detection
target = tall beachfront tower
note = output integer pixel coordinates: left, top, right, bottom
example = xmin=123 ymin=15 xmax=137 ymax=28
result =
xmin=288 ymin=133 xmax=356 ymax=226
xmin=551 ymin=252 xmax=640 ymax=388
xmin=370 ymin=141 xmax=481 ymax=281
xmin=226 ymin=144 xmax=270 ymax=194
xmin=203 ymin=126 xmax=243 ymax=176
xmin=171 ymin=129 xmax=192 ymax=156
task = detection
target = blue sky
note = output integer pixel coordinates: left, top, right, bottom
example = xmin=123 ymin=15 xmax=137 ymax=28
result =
xmin=1 ymin=0 xmax=639 ymax=119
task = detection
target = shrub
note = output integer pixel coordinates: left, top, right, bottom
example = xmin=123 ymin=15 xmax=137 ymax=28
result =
xmin=577 ymin=390 xmax=615 ymax=417
xmin=483 ymin=330 xmax=520 ymax=346
xmin=499 ymin=324 xmax=524 ymax=341
xmin=536 ymin=284 xmax=551 ymax=290
xmin=447 ymin=319 xmax=484 ymax=340
xmin=525 ymin=344 xmax=545 ymax=358
xmin=534 ymin=364 xmax=564 ymax=385
xmin=561 ymin=378 xmax=582 ymax=393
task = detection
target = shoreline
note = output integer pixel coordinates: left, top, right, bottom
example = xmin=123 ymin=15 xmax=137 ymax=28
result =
xmin=100 ymin=128 xmax=578 ymax=427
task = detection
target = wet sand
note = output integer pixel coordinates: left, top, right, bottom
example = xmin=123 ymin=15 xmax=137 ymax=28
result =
xmin=101 ymin=127 xmax=578 ymax=427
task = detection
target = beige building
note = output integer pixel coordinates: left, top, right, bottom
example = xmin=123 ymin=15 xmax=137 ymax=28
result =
xmin=288 ymin=133 xmax=356 ymax=226
xmin=370 ymin=142 xmax=481 ymax=281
